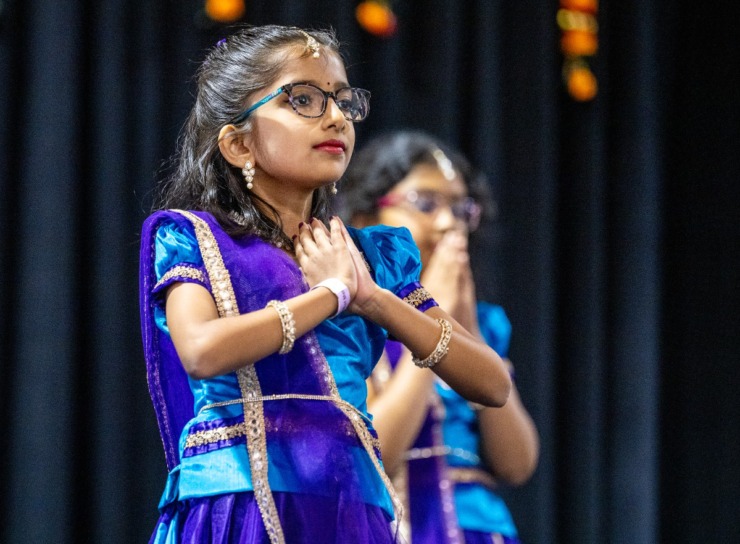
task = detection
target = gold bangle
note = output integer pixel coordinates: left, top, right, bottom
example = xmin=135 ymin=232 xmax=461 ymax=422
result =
xmin=266 ymin=300 xmax=296 ymax=354
xmin=412 ymin=318 xmax=452 ymax=368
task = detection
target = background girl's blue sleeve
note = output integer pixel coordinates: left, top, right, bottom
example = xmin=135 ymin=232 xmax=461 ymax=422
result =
xmin=476 ymin=302 xmax=512 ymax=358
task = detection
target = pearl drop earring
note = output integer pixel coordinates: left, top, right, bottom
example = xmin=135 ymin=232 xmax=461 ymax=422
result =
xmin=242 ymin=160 xmax=255 ymax=190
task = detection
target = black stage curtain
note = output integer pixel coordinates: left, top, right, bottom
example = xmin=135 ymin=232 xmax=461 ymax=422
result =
xmin=0 ymin=1 xmax=737 ymax=543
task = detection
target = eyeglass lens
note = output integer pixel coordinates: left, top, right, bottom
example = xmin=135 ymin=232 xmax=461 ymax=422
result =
xmin=286 ymin=84 xmax=369 ymax=121
xmin=407 ymin=192 xmax=480 ymax=226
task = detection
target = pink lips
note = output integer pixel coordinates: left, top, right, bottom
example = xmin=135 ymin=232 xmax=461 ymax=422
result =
xmin=314 ymin=140 xmax=346 ymax=154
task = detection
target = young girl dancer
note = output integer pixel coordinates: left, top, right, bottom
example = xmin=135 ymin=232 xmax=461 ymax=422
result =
xmin=341 ymin=131 xmax=539 ymax=544
xmin=140 ymin=26 xmax=511 ymax=543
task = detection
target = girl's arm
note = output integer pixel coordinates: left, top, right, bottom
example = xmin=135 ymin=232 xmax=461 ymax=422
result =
xmin=365 ymin=354 xmax=436 ymax=475
xmin=337 ymin=219 xmax=511 ymax=408
xmin=477 ymin=370 xmax=540 ymax=485
xmin=165 ymin=283 xmax=340 ymax=379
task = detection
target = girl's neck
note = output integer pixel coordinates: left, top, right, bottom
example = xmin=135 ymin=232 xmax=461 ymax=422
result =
xmin=252 ymin=187 xmax=314 ymax=240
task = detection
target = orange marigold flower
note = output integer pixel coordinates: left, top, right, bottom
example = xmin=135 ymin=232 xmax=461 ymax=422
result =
xmin=561 ymin=29 xmax=598 ymax=56
xmin=567 ymin=65 xmax=598 ymax=101
xmin=560 ymin=0 xmax=598 ymax=14
xmin=356 ymin=1 xmax=398 ymax=38
xmin=205 ymin=0 xmax=245 ymax=23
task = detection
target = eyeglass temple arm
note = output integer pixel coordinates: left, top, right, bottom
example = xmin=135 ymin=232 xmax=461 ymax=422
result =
xmin=232 ymin=86 xmax=285 ymax=124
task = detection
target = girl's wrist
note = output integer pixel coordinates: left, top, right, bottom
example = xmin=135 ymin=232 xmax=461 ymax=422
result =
xmin=311 ymin=278 xmax=351 ymax=317
xmin=353 ymin=287 xmax=392 ymax=320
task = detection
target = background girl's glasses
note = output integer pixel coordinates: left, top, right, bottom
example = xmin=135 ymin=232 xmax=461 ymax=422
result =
xmin=377 ymin=190 xmax=482 ymax=231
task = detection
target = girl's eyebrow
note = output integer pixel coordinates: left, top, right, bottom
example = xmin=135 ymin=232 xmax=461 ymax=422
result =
xmin=288 ymin=79 xmax=351 ymax=90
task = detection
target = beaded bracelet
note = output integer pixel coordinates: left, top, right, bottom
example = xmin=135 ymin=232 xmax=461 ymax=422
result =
xmin=266 ymin=300 xmax=296 ymax=354
xmin=412 ymin=318 xmax=452 ymax=369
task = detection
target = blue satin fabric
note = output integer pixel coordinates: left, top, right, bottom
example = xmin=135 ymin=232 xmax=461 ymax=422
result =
xmin=435 ymin=303 xmax=518 ymax=536
xmin=151 ymin=218 xmax=421 ymax=515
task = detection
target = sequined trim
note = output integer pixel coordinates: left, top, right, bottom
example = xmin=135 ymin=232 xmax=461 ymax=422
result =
xmin=448 ymin=466 xmax=498 ymax=490
xmin=173 ymin=210 xmax=285 ymax=544
xmin=403 ymin=287 xmax=435 ymax=308
xmin=184 ymin=419 xmax=247 ymax=450
xmin=173 ymin=210 xmax=240 ymax=318
xmin=154 ymin=264 xmax=206 ymax=291
xmin=404 ymin=445 xmax=481 ymax=465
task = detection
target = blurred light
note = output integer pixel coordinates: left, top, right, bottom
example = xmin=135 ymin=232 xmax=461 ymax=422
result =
xmin=205 ymin=0 xmax=245 ymax=23
xmin=561 ymin=29 xmax=598 ymax=56
xmin=356 ymin=1 xmax=397 ymax=38
xmin=560 ymin=0 xmax=598 ymax=13
xmin=565 ymin=62 xmax=598 ymax=102
xmin=559 ymin=0 xmax=598 ymax=101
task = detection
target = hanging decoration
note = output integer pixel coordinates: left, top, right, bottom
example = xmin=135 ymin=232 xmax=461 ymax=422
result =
xmin=205 ymin=0 xmax=245 ymax=23
xmin=356 ymin=0 xmax=397 ymax=38
xmin=558 ymin=0 xmax=598 ymax=102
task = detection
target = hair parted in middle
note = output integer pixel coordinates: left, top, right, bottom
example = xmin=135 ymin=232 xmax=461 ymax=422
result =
xmin=156 ymin=25 xmax=343 ymax=249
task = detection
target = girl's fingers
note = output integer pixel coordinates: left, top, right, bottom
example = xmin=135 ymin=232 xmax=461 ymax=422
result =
xmin=297 ymin=221 xmax=319 ymax=255
xmin=330 ymin=217 xmax=344 ymax=246
xmin=309 ymin=217 xmax=332 ymax=248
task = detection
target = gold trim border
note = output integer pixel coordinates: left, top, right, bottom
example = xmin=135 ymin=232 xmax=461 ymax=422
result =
xmin=173 ymin=210 xmax=285 ymax=544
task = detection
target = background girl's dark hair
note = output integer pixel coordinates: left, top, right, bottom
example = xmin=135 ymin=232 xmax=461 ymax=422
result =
xmin=155 ymin=25 xmax=341 ymax=248
xmin=337 ymin=130 xmax=496 ymax=230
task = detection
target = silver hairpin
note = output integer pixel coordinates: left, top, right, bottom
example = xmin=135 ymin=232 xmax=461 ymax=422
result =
xmin=431 ymin=148 xmax=456 ymax=181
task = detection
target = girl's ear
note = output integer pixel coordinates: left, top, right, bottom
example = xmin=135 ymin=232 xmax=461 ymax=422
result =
xmin=218 ymin=125 xmax=253 ymax=168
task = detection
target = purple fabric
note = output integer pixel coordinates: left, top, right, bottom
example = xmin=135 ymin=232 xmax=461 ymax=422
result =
xmin=150 ymin=491 xmax=400 ymax=544
xmin=385 ymin=341 xmax=462 ymax=544
xmin=141 ymin=212 xmax=199 ymax=470
xmin=395 ymin=281 xmax=438 ymax=313
xmin=141 ymin=211 xmax=397 ymax=540
xmin=196 ymin=211 xmax=382 ymax=502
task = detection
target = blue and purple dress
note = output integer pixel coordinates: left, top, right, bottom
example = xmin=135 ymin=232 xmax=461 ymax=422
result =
xmin=139 ymin=210 xmax=427 ymax=544
xmin=377 ymin=304 xmax=521 ymax=544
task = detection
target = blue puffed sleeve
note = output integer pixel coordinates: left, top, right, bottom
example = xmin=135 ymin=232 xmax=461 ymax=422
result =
xmin=347 ymin=225 xmax=422 ymax=294
xmin=151 ymin=218 xmax=210 ymax=333
xmin=476 ymin=302 xmax=512 ymax=358
xmin=153 ymin=219 xmax=210 ymax=294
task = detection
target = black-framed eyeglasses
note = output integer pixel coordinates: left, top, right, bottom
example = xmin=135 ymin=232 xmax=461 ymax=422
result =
xmin=377 ymin=190 xmax=482 ymax=231
xmin=232 ymin=83 xmax=371 ymax=124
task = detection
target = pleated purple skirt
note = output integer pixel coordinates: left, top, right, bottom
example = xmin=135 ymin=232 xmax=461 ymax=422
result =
xmin=150 ymin=490 xmax=402 ymax=544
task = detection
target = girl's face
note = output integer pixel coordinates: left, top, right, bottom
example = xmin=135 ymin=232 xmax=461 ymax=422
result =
xmin=376 ymin=163 xmax=469 ymax=268
xmin=244 ymin=51 xmax=356 ymax=196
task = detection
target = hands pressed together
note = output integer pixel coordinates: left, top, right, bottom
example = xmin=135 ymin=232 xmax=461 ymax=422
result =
xmin=421 ymin=229 xmax=478 ymax=331
xmin=294 ymin=217 xmax=379 ymax=317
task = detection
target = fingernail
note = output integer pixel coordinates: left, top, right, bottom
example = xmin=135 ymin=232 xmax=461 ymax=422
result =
xmin=298 ymin=222 xmax=304 ymax=228
xmin=291 ymin=235 xmax=297 ymax=240
xmin=310 ymin=217 xmax=317 ymax=222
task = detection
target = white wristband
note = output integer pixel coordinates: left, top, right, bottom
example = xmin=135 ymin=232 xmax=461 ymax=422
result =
xmin=311 ymin=278 xmax=351 ymax=317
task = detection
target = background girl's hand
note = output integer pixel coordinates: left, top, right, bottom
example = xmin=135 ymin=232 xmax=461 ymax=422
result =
xmin=294 ymin=217 xmax=358 ymax=298
xmin=422 ymin=230 xmax=478 ymax=328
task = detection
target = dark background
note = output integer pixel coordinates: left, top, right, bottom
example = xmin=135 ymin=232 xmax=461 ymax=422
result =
xmin=1 ymin=1 xmax=738 ymax=543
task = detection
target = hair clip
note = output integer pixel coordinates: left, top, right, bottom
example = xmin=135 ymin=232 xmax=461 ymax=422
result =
xmin=216 ymin=38 xmax=227 ymax=48
xmin=299 ymin=30 xmax=321 ymax=58
xmin=431 ymin=147 xmax=457 ymax=181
